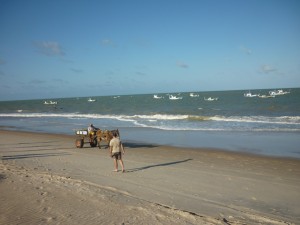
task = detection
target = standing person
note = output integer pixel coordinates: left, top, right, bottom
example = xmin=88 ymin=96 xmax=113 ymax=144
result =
xmin=88 ymin=124 xmax=98 ymax=133
xmin=88 ymin=123 xmax=98 ymax=143
xmin=109 ymin=132 xmax=125 ymax=172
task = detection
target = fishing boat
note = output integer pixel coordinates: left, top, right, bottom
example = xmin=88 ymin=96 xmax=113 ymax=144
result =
xmin=153 ymin=95 xmax=163 ymax=99
xmin=244 ymin=91 xmax=257 ymax=97
xmin=269 ymin=89 xmax=290 ymax=96
xmin=258 ymin=94 xmax=275 ymax=98
xmin=88 ymin=98 xmax=96 ymax=102
xmin=169 ymin=95 xmax=182 ymax=100
xmin=189 ymin=93 xmax=199 ymax=97
xmin=204 ymin=97 xmax=218 ymax=101
xmin=44 ymin=101 xmax=58 ymax=105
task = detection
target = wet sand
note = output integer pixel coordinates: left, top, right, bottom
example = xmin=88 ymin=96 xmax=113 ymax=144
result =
xmin=0 ymin=130 xmax=299 ymax=224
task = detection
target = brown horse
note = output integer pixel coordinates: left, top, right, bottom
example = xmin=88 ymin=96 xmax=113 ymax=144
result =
xmin=96 ymin=129 xmax=120 ymax=149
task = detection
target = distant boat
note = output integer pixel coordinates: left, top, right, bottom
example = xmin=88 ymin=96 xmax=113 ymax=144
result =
xmin=44 ymin=101 xmax=58 ymax=105
xmin=258 ymin=94 xmax=275 ymax=98
xmin=169 ymin=95 xmax=182 ymax=100
xmin=113 ymin=96 xmax=120 ymax=99
xmin=88 ymin=98 xmax=96 ymax=102
xmin=269 ymin=89 xmax=290 ymax=96
xmin=244 ymin=91 xmax=257 ymax=97
xmin=189 ymin=93 xmax=199 ymax=97
xmin=204 ymin=97 xmax=218 ymax=101
xmin=153 ymin=94 xmax=163 ymax=99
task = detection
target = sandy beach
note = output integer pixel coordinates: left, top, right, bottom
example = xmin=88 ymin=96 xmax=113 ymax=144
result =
xmin=0 ymin=130 xmax=299 ymax=224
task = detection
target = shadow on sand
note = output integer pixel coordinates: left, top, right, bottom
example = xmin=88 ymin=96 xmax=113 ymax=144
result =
xmin=126 ymin=158 xmax=192 ymax=173
xmin=124 ymin=142 xmax=159 ymax=149
xmin=2 ymin=152 xmax=71 ymax=160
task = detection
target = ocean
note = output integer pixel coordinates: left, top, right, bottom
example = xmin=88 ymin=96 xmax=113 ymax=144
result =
xmin=1 ymin=88 xmax=299 ymax=158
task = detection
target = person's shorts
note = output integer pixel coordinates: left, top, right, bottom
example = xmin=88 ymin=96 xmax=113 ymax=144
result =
xmin=112 ymin=152 xmax=122 ymax=160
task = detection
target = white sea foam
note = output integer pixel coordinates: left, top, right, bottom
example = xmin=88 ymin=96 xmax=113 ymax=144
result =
xmin=1 ymin=113 xmax=300 ymax=133
xmin=209 ymin=115 xmax=300 ymax=125
xmin=1 ymin=113 xmax=300 ymax=125
xmin=125 ymin=114 xmax=189 ymax=120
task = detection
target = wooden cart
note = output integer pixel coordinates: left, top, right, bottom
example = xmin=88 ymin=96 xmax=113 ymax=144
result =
xmin=75 ymin=129 xmax=97 ymax=148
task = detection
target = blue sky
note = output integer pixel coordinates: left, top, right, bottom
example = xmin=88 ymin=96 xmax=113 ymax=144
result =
xmin=0 ymin=0 xmax=299 ymax=100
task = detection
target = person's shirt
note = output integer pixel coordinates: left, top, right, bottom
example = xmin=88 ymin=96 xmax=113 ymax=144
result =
xmin=110 ymin=137 xmax=122 ymax=153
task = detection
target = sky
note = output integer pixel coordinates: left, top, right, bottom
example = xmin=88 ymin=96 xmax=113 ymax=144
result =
xmin=0 ymin=0 xmax=300 ymax=101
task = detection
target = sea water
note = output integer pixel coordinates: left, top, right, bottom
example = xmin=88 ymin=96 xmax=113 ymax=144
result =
xmin=0 ymin=88 xmax=299 ymax=158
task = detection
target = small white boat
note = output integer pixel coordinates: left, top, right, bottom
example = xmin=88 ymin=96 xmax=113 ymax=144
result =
xmin=189 ymin=93 xmax=199 ymax=97
xmin=44 ymin=101 xmax=58 ymax=105
xmin=153 ymin=94 xmax=163 ymax=99
xmin=244 ymin=91 xmax=257 ymax=97
xmin=258 ymin=94 xmax=275 ymax=98
xmin=169 ymin=95 xmax=182 ymax=100
xmin=88 ymin=98 xmax=96 ymax=102
xmin=204 ymin=97 xmax=218 ymax=101
xmin=269 ymin=89 xmax=290 ymax=96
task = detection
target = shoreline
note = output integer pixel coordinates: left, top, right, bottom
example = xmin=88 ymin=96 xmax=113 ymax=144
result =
xmin=0 ymin=127 xmax=298 ymax=160
xmin=1 ymin=130 xmax=300 ymax=224
xmin=1 ymin=125 xmax=300 ymax=159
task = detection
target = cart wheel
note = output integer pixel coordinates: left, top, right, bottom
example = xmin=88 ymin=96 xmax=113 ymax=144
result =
xmin=90 ymin=138 xmax=97 ymax=147
xmin=76 ymin=139 xmax=84 ymax=148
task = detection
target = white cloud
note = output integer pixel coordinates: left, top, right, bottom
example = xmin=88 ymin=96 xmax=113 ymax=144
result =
xmin=260 ymin=64 xmax=277 ymax=74
xmin=136 ymin=71 xmax=146 ymax=76
xmin=30 ymin=79 xmax=46 ymax=84
xmin=101 ymin=39 xmax=115 ymax=47
xmin=1 ymin=84 xmax=10 ymax=88
xmin=240 ymin=45 xmax=252 ymax=55
xmin=177 ymin=61 xmax=189 ymax=68
xmin=35 ymin=41 xmax=65 ymax=56
xmin=52 ymin=78 xmax=68 ymax=85
xmin=70 ymin=68 xmax=83 ymax=73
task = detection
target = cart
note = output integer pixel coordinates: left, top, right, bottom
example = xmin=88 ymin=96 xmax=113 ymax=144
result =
xmin=75 ymin=129 xmax=98 ymax=148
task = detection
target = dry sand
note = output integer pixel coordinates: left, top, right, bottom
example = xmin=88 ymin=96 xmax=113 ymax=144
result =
xmin=0 ymin=130 xmax=299 ymax=225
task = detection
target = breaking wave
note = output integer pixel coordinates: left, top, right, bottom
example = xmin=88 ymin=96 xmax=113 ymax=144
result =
xmin=1 ymin=113 xmax=300 ymax=125
xmin=1 ymin=112 xmax=300 ymax=133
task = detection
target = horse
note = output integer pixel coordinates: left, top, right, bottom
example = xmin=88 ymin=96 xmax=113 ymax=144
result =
xmin=96 ymin=129 xmax=120 ymax=149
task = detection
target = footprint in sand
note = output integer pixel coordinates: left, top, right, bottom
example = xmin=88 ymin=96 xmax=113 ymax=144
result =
xmin=42 ymin=207 xmax=51 ymax=213
xmin=40 ymin=191 xmax=48 ymax=196
xmin=43 ymin=216 xmax=57 ymax=223
xmin=36 ymin=199 xmax=45 ymax=204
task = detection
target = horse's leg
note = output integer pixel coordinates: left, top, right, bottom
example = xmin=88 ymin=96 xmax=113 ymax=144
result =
xmin=97 ymin=138 xmax=101 ymax=149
